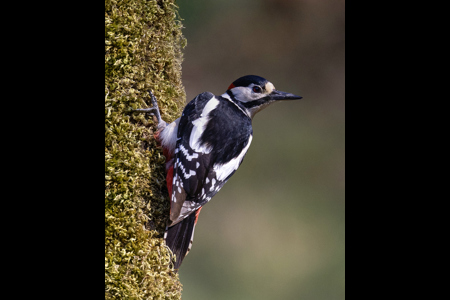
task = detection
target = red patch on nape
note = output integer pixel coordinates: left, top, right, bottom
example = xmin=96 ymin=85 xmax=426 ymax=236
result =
xmin=227 ymin=83 xmax=235 ymax=90
xmin=194 ymin=207 xmax=203 ymax=224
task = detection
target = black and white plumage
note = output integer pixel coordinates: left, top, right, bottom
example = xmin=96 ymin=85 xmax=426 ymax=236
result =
xmin=170 ymin=91 xmax=253 ymax=223
xmin=138 ymin=75 xmax=302 ymax=270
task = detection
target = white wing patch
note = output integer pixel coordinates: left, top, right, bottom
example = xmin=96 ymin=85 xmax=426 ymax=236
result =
xmin=214 ymin=135 xmax=253 ymax=181
xmin=178 ymin=162 xmax=196 ymax=179
xmin=189 ymin=96 xmax=220 ymax=154
xmin=179 ymin=144 xmax=199 ymax=161
xmin=209 ymin=178 xmax=216 ymax=191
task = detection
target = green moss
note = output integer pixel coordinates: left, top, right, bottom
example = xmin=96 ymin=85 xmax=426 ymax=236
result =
xmin=105 ymin=0 xmax=185 ymax=298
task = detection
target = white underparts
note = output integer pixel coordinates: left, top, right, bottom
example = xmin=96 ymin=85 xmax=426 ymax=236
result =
xmin=214 ymin=135 xmax=253 ymax=181
xmin=159 ymin=118 xmax=180 ymax=154
xmin=189 ymin=96 xmax=220 ymax=153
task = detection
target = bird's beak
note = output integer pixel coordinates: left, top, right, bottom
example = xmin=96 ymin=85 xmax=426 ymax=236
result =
xmin=269 ymin=90 xmax=302 ymax=101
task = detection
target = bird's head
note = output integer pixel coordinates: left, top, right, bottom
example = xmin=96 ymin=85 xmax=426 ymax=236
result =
xmin=224 ymin=75 xmax=302 ymax=118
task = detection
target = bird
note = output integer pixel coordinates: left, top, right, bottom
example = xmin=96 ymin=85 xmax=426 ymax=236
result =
xmin=133 ymin=75 xmax=302 ymax=270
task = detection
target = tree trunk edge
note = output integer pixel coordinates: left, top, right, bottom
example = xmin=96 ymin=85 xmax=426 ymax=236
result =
xmin=105 ymin=0 xmax=186 ymax=298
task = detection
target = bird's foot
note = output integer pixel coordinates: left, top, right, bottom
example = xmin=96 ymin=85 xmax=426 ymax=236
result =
xmin=132 ymin=90 xmax=166 ymax=128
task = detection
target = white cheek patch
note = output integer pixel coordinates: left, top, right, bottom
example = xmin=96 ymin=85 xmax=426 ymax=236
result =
xmin=189 ymin=96 xmax=220 ymax=153
xmin=265 ymin=82 xmax=275 ymax=94
xmin=231 ymin=86 xmax=254 ymax=102
xmin=213 ymin=135 xmax=253 ymax=181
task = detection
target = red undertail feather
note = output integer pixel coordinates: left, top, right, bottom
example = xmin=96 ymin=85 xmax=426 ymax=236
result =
xmin=195 ymin=207 xmax=202 ymax=224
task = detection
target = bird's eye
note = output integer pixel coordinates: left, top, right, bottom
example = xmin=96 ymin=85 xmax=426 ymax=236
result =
xmin=252 ymin=86 xmax=262 ymax=93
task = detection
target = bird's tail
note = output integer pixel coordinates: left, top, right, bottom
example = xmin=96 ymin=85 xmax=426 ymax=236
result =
xmin=165 ymin=208 xmax=202 ymax=271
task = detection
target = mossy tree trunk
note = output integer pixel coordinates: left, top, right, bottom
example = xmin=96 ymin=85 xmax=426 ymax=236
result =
xmin=105 ymin=0 xmax=186 ymax=298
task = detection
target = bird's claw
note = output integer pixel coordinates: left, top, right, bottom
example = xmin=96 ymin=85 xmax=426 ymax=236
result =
xmin=131 ymin=90 xmax=164 ymax=126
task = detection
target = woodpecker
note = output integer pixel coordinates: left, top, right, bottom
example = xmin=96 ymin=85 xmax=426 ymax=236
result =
xmin=134 ymin=75 xmax=302 ymax=270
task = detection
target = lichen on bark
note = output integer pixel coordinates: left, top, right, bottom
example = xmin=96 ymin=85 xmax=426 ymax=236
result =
xmin=105 ymin=0 xmax=186 ymax=298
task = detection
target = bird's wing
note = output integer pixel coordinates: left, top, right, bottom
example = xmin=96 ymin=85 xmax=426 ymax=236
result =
xmin=169 ymin=92 xmax=253 ymax=226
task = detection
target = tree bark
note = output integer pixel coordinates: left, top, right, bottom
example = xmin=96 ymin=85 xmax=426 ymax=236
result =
xmin=105 ymin=0 xmax=185 ymax=298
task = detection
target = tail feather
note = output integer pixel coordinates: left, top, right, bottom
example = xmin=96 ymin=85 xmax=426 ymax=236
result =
xmin=165 ymin=211 xmax=198 ymax=270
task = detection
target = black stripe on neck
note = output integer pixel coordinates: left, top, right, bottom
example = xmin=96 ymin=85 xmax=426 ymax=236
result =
xmin=241 ymin=98 xmax=271 ymax=109
xmin=226 ymin=90 xmax=271 ymax=110
xmin=225 ymin=90 xmax=250 ymax=118
xmin=226 ymin=90 xmax=237 ymax=101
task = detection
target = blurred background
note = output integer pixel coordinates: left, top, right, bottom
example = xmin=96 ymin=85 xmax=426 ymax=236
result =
xmin=176 ymin=0 xmax=344 ymax=299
